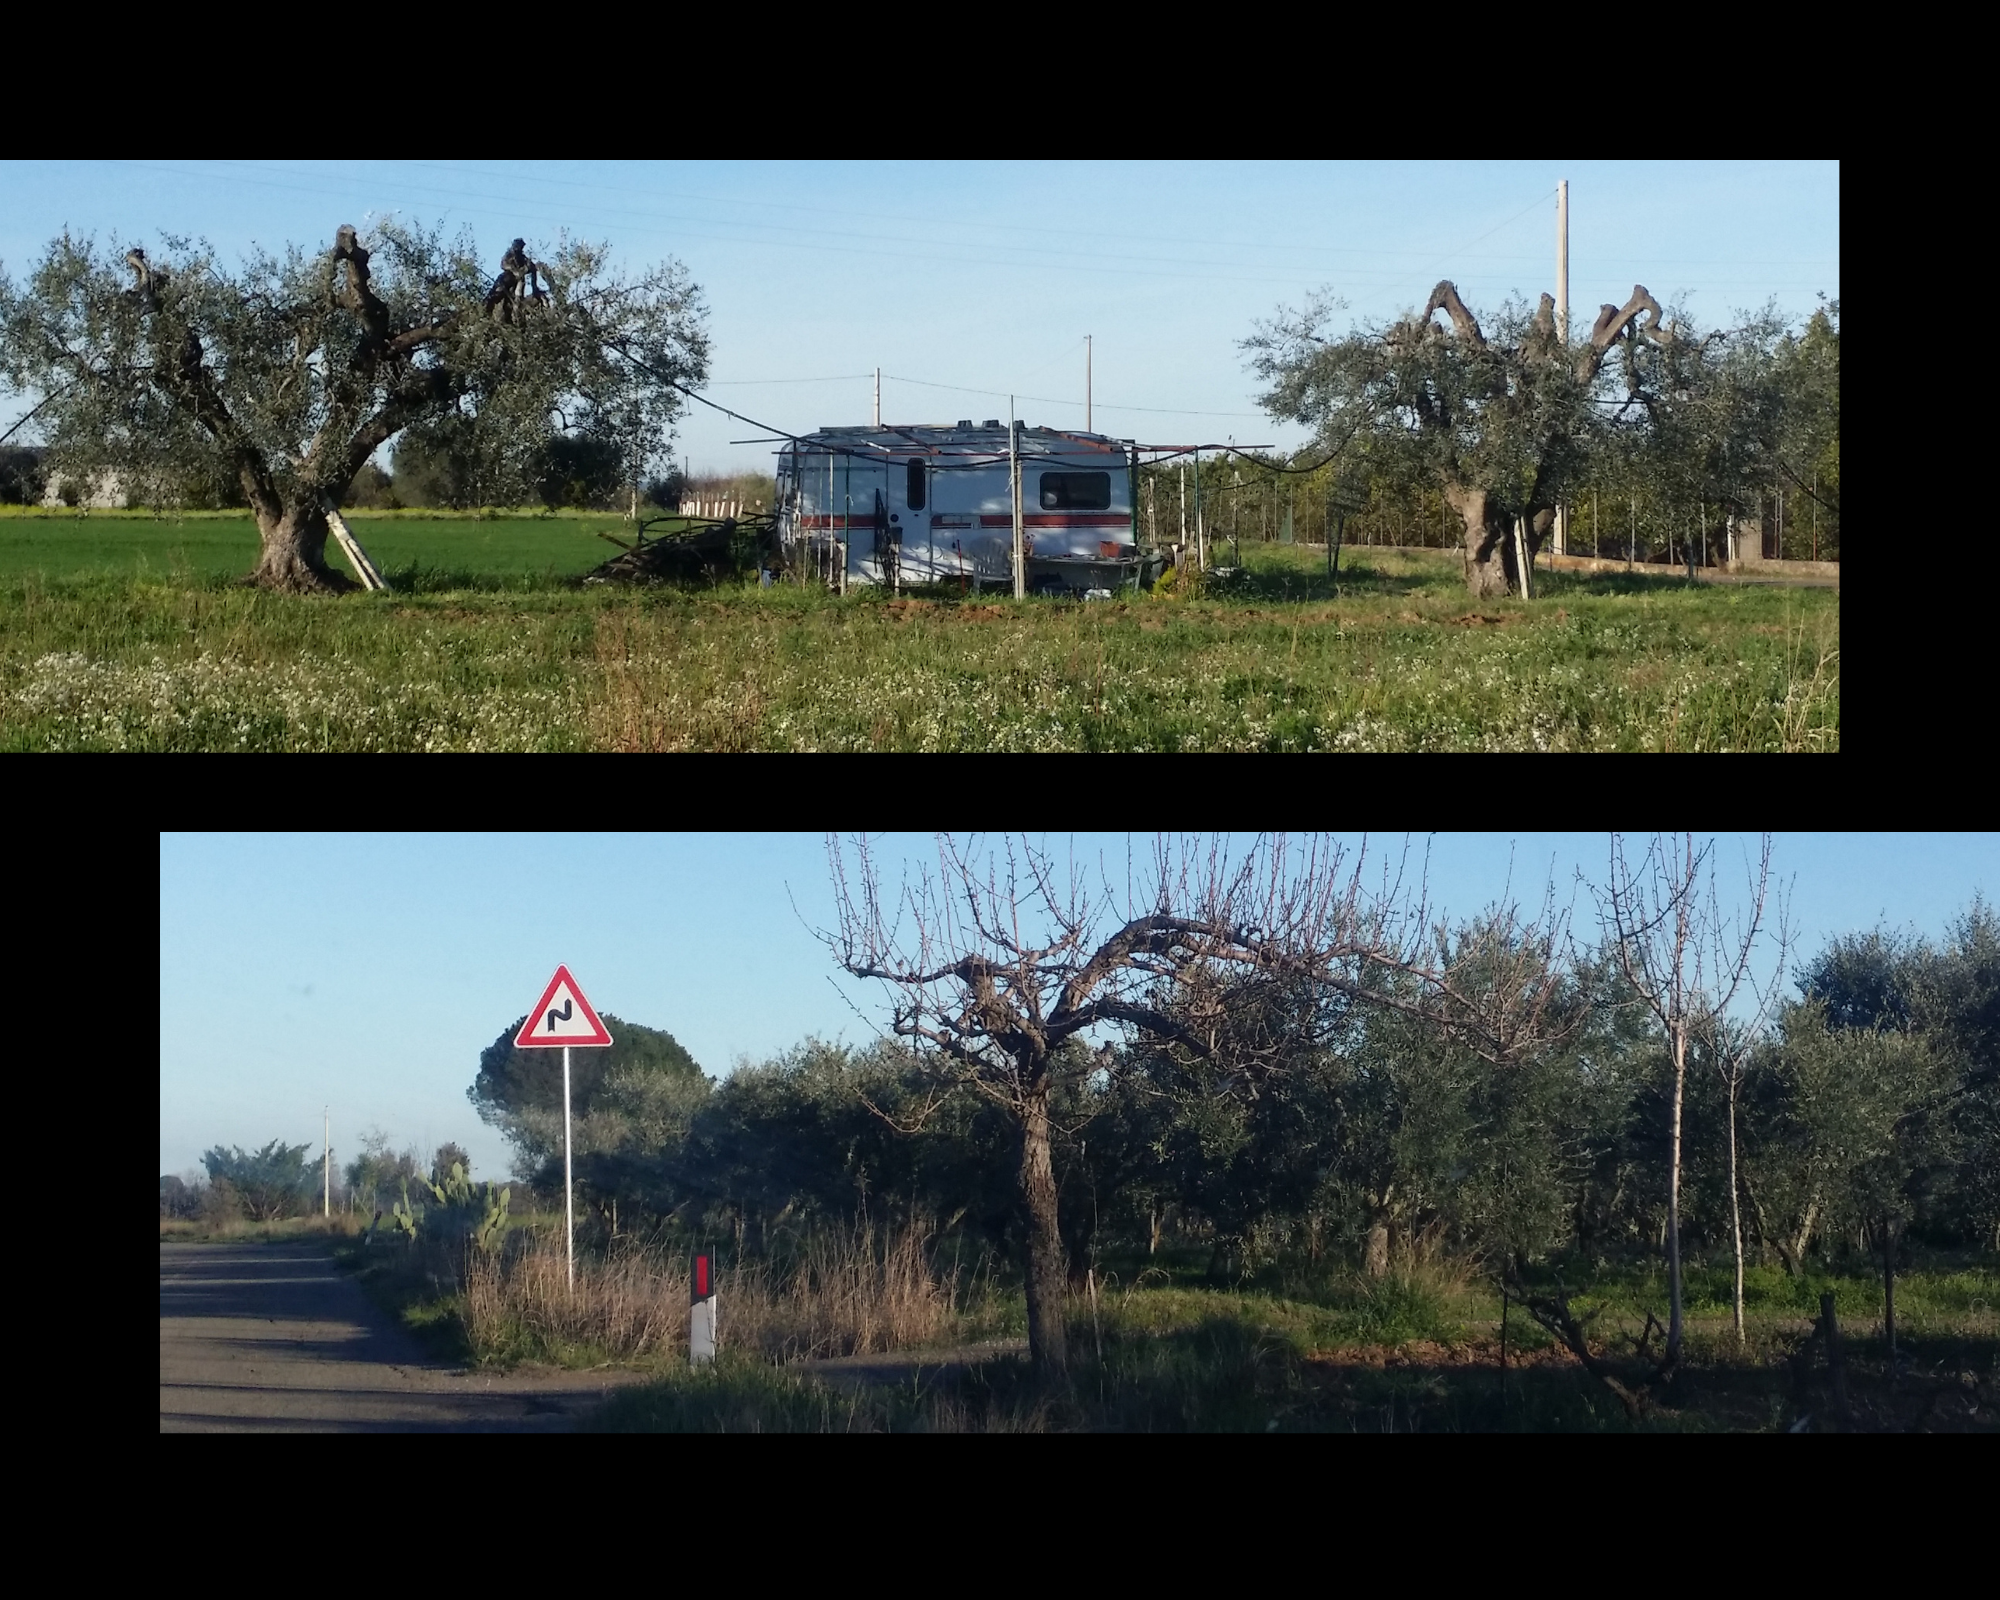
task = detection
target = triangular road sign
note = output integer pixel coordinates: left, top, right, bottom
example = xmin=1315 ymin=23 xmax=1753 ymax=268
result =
xmin=514 ymin=965 xmax=613 ymax=1048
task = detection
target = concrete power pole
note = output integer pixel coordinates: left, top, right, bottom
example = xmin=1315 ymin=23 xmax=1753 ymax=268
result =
xmin=874 ymin=368 xmax=881 ymax=428
xmin=1553 ymin=179 xmax=1570 ymax=556
xmin=1085 ymin=335 xmax=1092 ymax=433
xmin=1010 ymin=396 xmax=1025 ymax=600
xmin=323 ymin=1105 xmax=330 ymax=1218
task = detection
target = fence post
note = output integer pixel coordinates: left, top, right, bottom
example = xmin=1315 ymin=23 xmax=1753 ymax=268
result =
xmin=1820 ymin=1291 xmax=1850 ymax=1429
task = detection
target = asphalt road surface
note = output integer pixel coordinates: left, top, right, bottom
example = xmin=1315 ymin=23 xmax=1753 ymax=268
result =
xmin=160 ymin=1242 xmax=643 ymax=1432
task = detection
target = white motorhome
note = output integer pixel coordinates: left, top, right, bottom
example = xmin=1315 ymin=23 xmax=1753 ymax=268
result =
xmin=776 ymin=421 xmax=1138 ymax=592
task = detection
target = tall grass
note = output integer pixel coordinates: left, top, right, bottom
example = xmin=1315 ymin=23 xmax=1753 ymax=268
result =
xmin=456 ymin=1219 xmax=964 ymax=1367
xmin=728 ymin=1222 xmax=964 ymax=1360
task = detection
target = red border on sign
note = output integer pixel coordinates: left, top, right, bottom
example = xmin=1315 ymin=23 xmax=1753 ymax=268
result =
xmin=513 ymin=964 xmax=613 ymax=1048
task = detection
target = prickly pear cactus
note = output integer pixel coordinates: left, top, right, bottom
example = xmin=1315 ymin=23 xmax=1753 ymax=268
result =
xmin=475 ymin=1184 xmax=512 ymax=1255
xmin=385 ymin=1178 xmax=420 ymax=1240
xmin=403 ymin=1162 xmax=512 ymax=1254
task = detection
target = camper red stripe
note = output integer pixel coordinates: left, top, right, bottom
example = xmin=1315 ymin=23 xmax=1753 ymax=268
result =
xmin=978 ymin=514 xmax=1132 ymax=527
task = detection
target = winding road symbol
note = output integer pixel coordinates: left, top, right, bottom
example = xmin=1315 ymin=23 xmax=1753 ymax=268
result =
xmin=513 ymin=965 xmax=612 ymax=1050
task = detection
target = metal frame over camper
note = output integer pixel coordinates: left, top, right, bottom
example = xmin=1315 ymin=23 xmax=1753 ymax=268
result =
xmin=775 ymin=421 xmax=1139 ymax=593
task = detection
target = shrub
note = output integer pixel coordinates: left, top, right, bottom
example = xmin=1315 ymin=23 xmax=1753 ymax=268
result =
xmin=201 ymin=1139 xmax=316 ymax=1221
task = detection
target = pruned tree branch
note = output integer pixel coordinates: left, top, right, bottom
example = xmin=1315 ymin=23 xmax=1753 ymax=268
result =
xmin=1422 ymin=281 xmax=1487 ymax=348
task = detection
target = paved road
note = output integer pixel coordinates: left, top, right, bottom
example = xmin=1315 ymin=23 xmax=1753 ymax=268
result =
xmin=160 ymin=1242 xmax=643 ymax=1433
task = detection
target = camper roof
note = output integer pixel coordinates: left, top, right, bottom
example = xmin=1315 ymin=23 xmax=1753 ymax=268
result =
xmin=789 ymin=423 xmax=1129 ymax=459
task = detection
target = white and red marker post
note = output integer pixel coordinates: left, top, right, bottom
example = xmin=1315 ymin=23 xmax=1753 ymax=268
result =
xmin=691 ymin=1247 xmax=717 ymax=1365
xmin=513 ymin=965 xmax=613 ymax=1295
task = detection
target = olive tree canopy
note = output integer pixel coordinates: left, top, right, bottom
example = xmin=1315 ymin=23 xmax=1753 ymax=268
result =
xmin=0 ymin=221 xmax=708 ymax=590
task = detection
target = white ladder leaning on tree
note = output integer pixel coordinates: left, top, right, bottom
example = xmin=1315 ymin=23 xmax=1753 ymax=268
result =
xmin=320 ymin=496 xmax=387 ymax=590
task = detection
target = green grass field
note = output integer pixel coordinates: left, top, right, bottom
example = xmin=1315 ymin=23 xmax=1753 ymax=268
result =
xmin=3 ymin=512 xmax=1838 ymax=751
xmin=0 ymin=507 xmax=637 ymax=584
xmin=579 ymin=1263 xmax=1992 ymax=1433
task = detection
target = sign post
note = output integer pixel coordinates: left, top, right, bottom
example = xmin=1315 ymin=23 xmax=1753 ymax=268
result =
xmin=513 ymin=965 xmax=614 ymax=1296
xmin=1327 ymin=483 xmax=1365 ymax=584
xmin=691 ymin=1248 xmax=717 ymax=1366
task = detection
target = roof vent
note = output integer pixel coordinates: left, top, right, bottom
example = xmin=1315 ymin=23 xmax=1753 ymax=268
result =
xmin=981 ymin=419 xmax=1001 ymax=429
xmin=956 ymin=420 xmax=974 ymax=429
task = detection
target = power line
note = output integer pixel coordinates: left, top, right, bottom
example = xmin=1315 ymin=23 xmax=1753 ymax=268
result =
xmin=115 ymin=163 xmax=1359 ymax=290
xmin=884 ymin=373 xmax=1264 ymax=419
xmin=704 ymin=374 xmax=874 ymax=386
xmin=222 ymin=160 xmax=1617 ymax=267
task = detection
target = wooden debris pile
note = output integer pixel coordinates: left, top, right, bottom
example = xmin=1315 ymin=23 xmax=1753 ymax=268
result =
xmin=583 ymin=519 xmax=738 ymax=586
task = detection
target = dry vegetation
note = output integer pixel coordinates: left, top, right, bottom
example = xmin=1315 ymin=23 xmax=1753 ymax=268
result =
xmin=160 ymin=1212 xmax=366 ymax=1244
xmin=381 ymin=1219 xmax=971 ymax=1368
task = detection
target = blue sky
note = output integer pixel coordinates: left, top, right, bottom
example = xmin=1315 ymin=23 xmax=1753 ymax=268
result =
xmin=8 ymin=161 xmax=1838 ymax=478
xmin=160 ymin=832 xmax=1983 ymax=1184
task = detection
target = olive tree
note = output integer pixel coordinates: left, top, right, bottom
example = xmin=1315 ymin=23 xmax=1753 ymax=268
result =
xmin=1244 ymin=280 xmax=1696 ymax=597
xmin=0 ymin=222 xmax=707 ymax=591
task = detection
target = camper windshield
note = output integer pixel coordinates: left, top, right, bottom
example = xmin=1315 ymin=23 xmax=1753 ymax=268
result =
xmin=1039 ymin=471 xmax=1111 ymax=510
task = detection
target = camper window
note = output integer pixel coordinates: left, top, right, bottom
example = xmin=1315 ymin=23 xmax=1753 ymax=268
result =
xmin=906 ymin=458 xmax=926 ymax=511
xmin=1039 ymin=471 xmax=1111 ymax=510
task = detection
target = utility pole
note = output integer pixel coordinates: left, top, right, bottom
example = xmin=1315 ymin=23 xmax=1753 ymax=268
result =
xmin=628 ymin=400 xmax=641 ymax=525
xmin=1194 ymin=447 xmax=1204 ymax=569
xmin=1010 ymin=396 xmax=1024 ymax=599
xmin=323 ymin=1105 xmax=330 ymax=1218
xmin=1553 ymin=179 xmax=1570 ymax=556
xmin=1555 ymin=179 xmax=1569 ymax=344
xmin=1232 ymin=464 xmax=1242 ymax=564
xmin=1085 ymin=335 xmax=1092 ymax=433
xmin=873 ymin=367 xmax=881 ymax=428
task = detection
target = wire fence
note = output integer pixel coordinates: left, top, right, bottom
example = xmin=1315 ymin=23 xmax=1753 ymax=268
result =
xmin=1137 ymin=459 xmax=1839 ymax=566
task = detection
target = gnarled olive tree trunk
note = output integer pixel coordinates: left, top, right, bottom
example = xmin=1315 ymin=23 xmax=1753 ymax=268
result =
xmin=1446 ymin=487 xmax=1556 ymax=600
xmin=248 ymin=501 xmax=352 ymax=594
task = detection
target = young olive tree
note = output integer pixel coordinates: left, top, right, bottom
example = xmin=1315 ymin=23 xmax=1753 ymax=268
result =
xmin=1597 ymin=832 xmax=1779 ymax=1370
xmin=0 ymin=222 xmax=707 ymax=591
xmin=1244 ymin=281 xmax=1698 ymax=598
xmin=823 ymin=833 xmax=1578 ymax=1376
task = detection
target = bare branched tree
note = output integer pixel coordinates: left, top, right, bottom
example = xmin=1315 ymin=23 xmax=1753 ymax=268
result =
xmin=1597 ymin=833 xmax=1780 ymax=1370
xmin=823 ymin=832 xmax=1580 ymax=1376
xmin=1695 ymin=906 xmax=1794 ymax=1345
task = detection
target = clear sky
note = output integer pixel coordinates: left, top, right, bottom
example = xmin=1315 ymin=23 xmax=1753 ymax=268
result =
xmin=160 ymin=832 xmax=1985 ymax=1185
xmin=7 ymin=161 xmax=1838 ymax=477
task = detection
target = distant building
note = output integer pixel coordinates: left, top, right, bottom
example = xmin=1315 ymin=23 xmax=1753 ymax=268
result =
xmin=41 ymin=468 xmax=133 ymax=509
